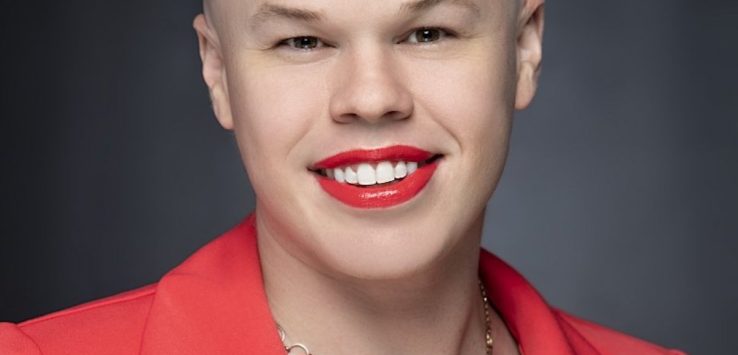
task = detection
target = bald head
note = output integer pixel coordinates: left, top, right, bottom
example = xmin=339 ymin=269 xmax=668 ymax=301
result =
xmin=202 ymin=0 xmax=216 ymax=24
xmin=201 ymin=0 xmax=542 ymax=29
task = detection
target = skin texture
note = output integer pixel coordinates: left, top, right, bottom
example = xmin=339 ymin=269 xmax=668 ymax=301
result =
xmin=194 ymin=0 xmax=543 ymax=353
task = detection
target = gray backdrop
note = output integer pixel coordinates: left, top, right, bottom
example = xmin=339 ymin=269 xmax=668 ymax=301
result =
xmin=2 ymin=1 xmax=736 ymax=354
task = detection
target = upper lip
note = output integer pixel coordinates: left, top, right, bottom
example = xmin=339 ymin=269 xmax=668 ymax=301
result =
xmin=311 ymin=145 xmax=435 ymax=170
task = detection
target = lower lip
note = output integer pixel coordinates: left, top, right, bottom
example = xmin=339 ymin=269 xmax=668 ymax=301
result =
xmin=316 ymin=161 xmax=439 ymax=209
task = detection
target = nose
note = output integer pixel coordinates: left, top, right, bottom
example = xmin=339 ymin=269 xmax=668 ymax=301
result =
xmin=329 ymin=47 xmax=413 ymax=125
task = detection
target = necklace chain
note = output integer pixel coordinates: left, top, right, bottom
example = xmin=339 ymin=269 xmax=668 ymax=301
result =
xmin=480 ymin=279 xmax=495 ymax=354
xmin=277 ymin=280 xmax=495 ymax=355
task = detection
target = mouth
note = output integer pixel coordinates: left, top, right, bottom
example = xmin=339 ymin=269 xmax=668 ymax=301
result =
xmin=310 ymin=145 xmax=443 ymax=208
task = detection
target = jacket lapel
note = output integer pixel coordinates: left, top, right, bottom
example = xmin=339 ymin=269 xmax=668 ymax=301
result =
xmin=139 ymin=215 xmax=285 ymax=354
xmin=479 ymin=250 xmax=591 ymax=355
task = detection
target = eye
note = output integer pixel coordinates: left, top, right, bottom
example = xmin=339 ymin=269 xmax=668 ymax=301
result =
xmin=278 ymin=36 xmax=325 ymax=50
xmin=405 ymin=27 xmax=451 ymax=44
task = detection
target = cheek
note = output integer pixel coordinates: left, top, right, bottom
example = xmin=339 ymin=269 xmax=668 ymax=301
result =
xmin=405 ymin=43 xmax=515 ymax=210
xmin=226 ymin=58 xmax=328 ymax=176
xmin=408 ymin=46 xmax=515 ymax=157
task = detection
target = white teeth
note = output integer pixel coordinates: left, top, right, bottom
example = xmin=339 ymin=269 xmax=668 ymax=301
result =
xmin=333 ymin=168 xmax=345 ymax=183
xmin=327 ymin=159 xmax=425 ymax=185
xmin=406 ymin=162 xmax=418 ymax=174
xmin=376 ymin=161 xmax=395 ymax=184
xmin=357 ymin=163 xmax=376 ymax=185
xmin=394 ymin=161 xmax=407 ymax=179
xmin=345 ymin=166 xmax=358 ymax=184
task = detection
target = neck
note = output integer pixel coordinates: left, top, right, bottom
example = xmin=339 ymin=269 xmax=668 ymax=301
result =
xmin=257 ymin=216 xmax=493 ymax=355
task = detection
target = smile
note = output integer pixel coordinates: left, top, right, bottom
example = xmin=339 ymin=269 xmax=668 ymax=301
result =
xmin=310 ymin=145 xmax=442 ymax=208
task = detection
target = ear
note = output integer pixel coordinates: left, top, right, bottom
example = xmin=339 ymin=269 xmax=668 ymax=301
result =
xmin=193 ymin=14 xmax=234 ymax=130
xmin=514 ymin=1 xmax=545 ymax=110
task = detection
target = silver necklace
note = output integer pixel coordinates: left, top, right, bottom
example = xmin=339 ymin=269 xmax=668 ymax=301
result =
xmin=277 ymin=280 xmax=495 ymax=354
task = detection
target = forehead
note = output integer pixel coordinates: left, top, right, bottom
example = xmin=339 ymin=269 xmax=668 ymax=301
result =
xmin=247 ymin=0 xmax=482 ymax=16
xmin=207 ymin=0 xmax=514 ymax=28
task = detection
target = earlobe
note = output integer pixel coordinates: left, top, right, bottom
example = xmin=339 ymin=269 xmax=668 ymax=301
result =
xmin=193 ymin=14 xmax=234 ymax=130
xmin=514 ymin=2 xmax=545 ymax=110
xmin=208 ymin=80 xmax=234 ymax=130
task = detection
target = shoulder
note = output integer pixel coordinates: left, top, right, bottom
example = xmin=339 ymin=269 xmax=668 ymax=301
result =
xmin=552 ymin=309 xmax=687 ymax=355
xmin=0 ymin=216 xmax=260 ymax=355
xmin=0 ymin=284 xmax=156 ymax=355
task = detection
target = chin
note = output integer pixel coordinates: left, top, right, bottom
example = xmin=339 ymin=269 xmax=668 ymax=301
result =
xmin=302 ymin=201 xmax=478 ymax=282
xmin=323 ymin=227 xmax=453 ymax=281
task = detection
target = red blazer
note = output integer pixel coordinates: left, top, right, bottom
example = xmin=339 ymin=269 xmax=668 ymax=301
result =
xmin=1 ymin=215 xmax=685 ymax=354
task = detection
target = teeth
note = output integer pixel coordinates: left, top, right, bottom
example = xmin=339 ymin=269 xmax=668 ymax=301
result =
xmin=325 ymin=160 xmax=425 ymax=186
xmin=333 ymin=168 xmax=345 ymax=183
xmin=394 ymin=161 xmax=407 ymax=179
xmin=376 ymin=161 xmax=395 ymax=184
xmin=407 ymin=162 xmax=418 ymax=174
xmin=357 ymin=163 xmax=376 ymax=185
xmin=345 ymin=166 xmax=358 ymax=184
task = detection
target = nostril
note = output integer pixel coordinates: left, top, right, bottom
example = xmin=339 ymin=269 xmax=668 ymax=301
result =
xmin=386 ymin=110 xmax=411 ymax=121
xmin=332 ymin=111 xmax=407 ymax=124
xmin=333 ymin=113 xmax=361 ymax=124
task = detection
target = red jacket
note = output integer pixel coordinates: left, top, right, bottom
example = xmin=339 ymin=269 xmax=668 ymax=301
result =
xmin=0 ymin=215 xmax=685 ymax=354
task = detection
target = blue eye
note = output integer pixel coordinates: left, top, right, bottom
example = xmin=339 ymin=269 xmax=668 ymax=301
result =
xmin=406 ymin=27 xmax=450 ymax=44
xmin=279 ymin=36 xmax=324 ymax=50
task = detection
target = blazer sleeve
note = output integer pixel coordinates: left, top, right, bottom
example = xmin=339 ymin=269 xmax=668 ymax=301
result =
xmin=0 ymin=323 xmax=42 ymax=355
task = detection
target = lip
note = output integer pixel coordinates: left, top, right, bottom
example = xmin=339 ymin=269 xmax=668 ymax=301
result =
xmin=311 ymin=145 xmax=434 ymax=169
xmin=311 ymin=145 xmax=441 ymax=209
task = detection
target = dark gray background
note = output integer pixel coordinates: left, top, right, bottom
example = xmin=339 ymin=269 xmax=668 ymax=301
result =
xmin=2 ymin=1 xmax=736 ymax=353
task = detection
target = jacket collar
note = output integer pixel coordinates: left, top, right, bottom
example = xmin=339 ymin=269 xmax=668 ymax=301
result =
xmin=140 ymin=215 xmax=285 ymax=354
xmin=140 ymin=215 xmax=583 ymax=354
xmin=479 ymin=250 xmax=583 ymax=354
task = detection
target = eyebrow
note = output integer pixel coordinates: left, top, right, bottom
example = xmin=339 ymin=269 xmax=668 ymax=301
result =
xmin=248 ymin=0 xmax=480 ymax=30
xmin=249 ymin=4 xmax=323 ymax=30
xmin=399 ymin=0 xmax=480 ymax=14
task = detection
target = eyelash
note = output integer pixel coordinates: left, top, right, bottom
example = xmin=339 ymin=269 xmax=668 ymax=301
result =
xmin=404 ymin=27 xmax=455 ymax=44
xmin=275 ymin=27 xmax=456 ymax=51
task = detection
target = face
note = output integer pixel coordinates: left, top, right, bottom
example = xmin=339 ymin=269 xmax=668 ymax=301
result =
xmin=195 ymin=0 xmax=543 ymax=280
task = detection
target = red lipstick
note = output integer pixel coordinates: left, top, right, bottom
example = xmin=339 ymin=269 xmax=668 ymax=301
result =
xmin=312 ymin=145 xmax=440 ymax=209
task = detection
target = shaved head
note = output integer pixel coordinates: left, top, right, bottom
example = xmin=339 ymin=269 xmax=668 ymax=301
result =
xmin=202 ymin=0 xmax=216 ymax=25
xmin=201 ymin=0 xmax=543 ymax=31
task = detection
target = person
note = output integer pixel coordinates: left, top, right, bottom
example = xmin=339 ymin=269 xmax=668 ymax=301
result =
xmin=0 ymin=0 xmax=685 ymax=354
